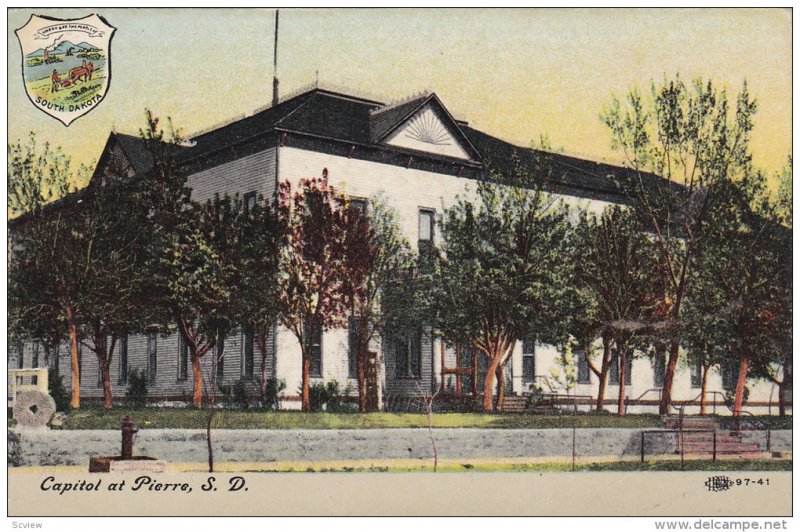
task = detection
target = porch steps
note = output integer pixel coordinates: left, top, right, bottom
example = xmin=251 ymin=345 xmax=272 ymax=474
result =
xmin=499 ymin=395 xmax=531 ymax=413
xmin=666 ymin=416 xmax=769 ymax=456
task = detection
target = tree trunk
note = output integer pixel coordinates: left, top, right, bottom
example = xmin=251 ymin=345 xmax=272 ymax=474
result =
xmin=659 ymin=337 xmax=680 ymax=415
xmin=257 ymin=333 xmax=268 ymax=403
xmin=66 ymin=305 xmax=80 ymax=409
xmin=733 ymin=355 xmax=750 ymax=419
xmin=494 ymin=365 xmax=505 ymax=412
xmin=102 ymin=362 xmax=113 ymax=409
xmin=356 ymin=345 xmax=367 ymax=413
xmin=617 ymin=349 xmax=627 ymax=416
xmin=93 ymin=330 xmax=116 ymax=410
xmin=191 ymin=352 xmax=203 ymax=409
xmin=301 ymin=351 xmax=311 ymax=412
xmin=700 ymin=362 xmax=710 ymax=416
xmin=482 ymin=349 xmax=502 ymax=412
xmin=596 ymin=334 xmax=612 ymax=411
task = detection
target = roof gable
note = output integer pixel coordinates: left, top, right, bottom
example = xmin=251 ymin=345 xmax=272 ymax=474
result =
xmin=371 ymin=94 xmax=482 ymax=162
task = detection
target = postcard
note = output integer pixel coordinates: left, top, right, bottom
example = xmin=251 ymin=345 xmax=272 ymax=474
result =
xmin=6 ymin=7 xmax=793 ymax=523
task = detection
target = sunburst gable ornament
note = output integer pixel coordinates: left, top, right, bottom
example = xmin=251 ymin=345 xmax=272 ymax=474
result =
xmin=15 ymin=14 xmax=116 ymax=126
xmin=404 ymin=107 xmax=453 ymax=146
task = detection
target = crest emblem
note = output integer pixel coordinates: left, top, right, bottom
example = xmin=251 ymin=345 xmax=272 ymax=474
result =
xmin=15 ymin=14 xmax=115 ymax=126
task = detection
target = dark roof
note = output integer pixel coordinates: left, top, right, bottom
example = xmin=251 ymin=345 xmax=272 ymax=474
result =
xmin=87 ymin=87 xmax=669 ymax=202
xmin=369 ymin=94 xmax=430 ymax=142
xmin=461 ymin=126 xmax=627 ymax=196
xmin=114 ymin=133 xmax=156 ymax=174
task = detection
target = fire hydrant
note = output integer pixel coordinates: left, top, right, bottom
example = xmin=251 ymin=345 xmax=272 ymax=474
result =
xmin=121 ymin=416 xmax=138 ymax=460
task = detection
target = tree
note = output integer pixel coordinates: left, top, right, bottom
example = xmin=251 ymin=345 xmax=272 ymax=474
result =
xmin=238 ymin=195 xmax=285 ymax=404
xmin=569 ymin=207 xmax=660 ymax=412
xmin=344 ymin=196 xmax=415 ymax=412
xmin=77 ymin=148 xmax=154 ymax=409
xmin=435 ymin=178 xmax=571 ymax=412
xmin=8 ymin=135 xmax=91 ymax=409
xmin=277 ymin=175 xmax=372 ymax=412
xmin=689 ymin=173 xmax=791 ymax=419
xmin=166 ymin=194 xmax=246 ymax=409
xmin=601 ymin=76 xmax=758 ymax=414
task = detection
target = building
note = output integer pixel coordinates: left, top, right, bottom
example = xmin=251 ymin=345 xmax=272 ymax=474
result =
xmin=8 ymin=86 xmax=788 ymax=414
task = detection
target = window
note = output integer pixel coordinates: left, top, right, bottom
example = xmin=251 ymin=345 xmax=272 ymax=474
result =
xmin=46 ymin=345 xmax=60 ymax=373
xmin=17 ymin=342 xmax=24 ymax=369
xmin=118 ymin=335 xmax=128 ymax=385
xmin=304 ymin=319 xmax=323 ymax=378
xmin=243 ymin=191 xmax=257 ymax=215
xmin=242 ymin=326 xmax=255 ymax=380
xmin=690 ymin=360 xmax=702 ymax=388
xmin=576 ymin=351 xmax=591 ymax=384
xmin=349 ymin=198 xmax=367 ymax=215
xmin=522 ymin=338 xmax=536 ymax=382
xmin=348 ymin=316 xmax=363 ymax=379
xmin=394 ymin=330 xmax=421 ymax=379
xmin=721 ymin=361 xmax=737 ymax=390
xmin=609 ymin=354 xmax=632 ymax=386
xmin=147 ymin=333 xmax=158 ymax=383
xmin=32 ymin=344 xmax=39 ymax=368
xmin=653 ymin=350 xmax=666 ymax=387
xmin=215 ymin=336 xmax=225 ymax=379
xmin=418 ymin=209 xmax=435 ymax=248
xmin=177 ymin=334 xmax=188 ymax=382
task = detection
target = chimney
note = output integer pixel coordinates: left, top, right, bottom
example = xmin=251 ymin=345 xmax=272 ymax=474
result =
xmin=272 ymin=10 xmax=279 ymax=106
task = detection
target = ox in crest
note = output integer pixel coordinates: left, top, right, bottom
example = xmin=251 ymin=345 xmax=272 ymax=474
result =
xmin=16 ymin=14 xmax=115 ymax=126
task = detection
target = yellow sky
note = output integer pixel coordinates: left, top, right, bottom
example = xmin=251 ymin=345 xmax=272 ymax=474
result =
xmin=6 ymin=8 xmax=792 ymax=182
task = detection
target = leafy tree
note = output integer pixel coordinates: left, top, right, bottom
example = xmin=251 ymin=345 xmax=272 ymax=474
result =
xmin=689 ymin=173 xmax=791 ymax=419
xmin=569 ymin=207 xmax=660 ymax=412
xmin=238 ymin=196 xmax=285 ymax=403
xmin=435 ymin=178 xmax=571 ymax=412
xmin=277 ymin=176 xmax=372 ymax=412
xmin=774 ymin=156 xmax=792 ymax=229
xmin=8 ymin=135 xmax=90 ymax=408
xmin=344 ymin=196 xmax=415 ymax=412
xmin=167 ymin=194 xmax=246 ymax=408
xmin=78 ymin=150 xmax=153 ymax=409
xmin=601 ymin=76 xmax=758 ymax=414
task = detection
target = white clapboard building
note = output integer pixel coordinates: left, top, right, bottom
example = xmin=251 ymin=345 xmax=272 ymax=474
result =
xmin=9 ymin=87 xmax=787 ymax=414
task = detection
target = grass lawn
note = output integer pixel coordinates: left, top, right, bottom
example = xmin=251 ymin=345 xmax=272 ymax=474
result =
xmin=51 ymin=407 xmax=667 ymax=430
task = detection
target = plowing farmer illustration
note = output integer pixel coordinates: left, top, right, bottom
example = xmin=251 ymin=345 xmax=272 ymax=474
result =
xmin=51 ymin=61 xmax=95 ymax=92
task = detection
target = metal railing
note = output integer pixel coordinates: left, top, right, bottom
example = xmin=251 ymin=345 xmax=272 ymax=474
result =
xmin=640 ymin=429 xmax=719 ymax=467
xmin=667 ymin=392 xmax=771 ymax=456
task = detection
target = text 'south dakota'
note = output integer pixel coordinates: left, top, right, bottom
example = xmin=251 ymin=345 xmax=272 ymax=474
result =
xmin=35 ymin=93 xmax=103 ymax=113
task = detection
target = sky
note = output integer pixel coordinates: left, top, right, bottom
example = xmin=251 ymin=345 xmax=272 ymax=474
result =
xmin=6 ymin=8 xmax=792 ymax=184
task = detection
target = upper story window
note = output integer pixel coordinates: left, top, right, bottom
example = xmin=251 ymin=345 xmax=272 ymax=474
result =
xmin=350 ymin=198 xmax=367 ymax=215
xmin=418 ymin=209 xmax=435 ymax=247
xmin=243 ymin=191 xmax=257 ymax=215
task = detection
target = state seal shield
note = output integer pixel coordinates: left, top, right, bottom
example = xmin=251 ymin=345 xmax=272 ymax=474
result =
xmin=15 ymin=14 xmax=115 ymax=126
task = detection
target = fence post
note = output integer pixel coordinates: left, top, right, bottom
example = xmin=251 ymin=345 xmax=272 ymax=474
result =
xmin=640 ymin=432 xmax=645 ymax=463
xmin=712 ymin=431 xmax=717 ymax=462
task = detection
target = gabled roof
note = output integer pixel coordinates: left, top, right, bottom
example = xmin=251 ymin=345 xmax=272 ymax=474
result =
xmin=369 ymin=93 xmax=483 ymax=161
xmin=369 ymin=94 xmax=430 ymax=142
xmin=75 ymin=86 xmax=674 ymax=204
xmin=114 ymin=133 xmax=156 ymax=175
